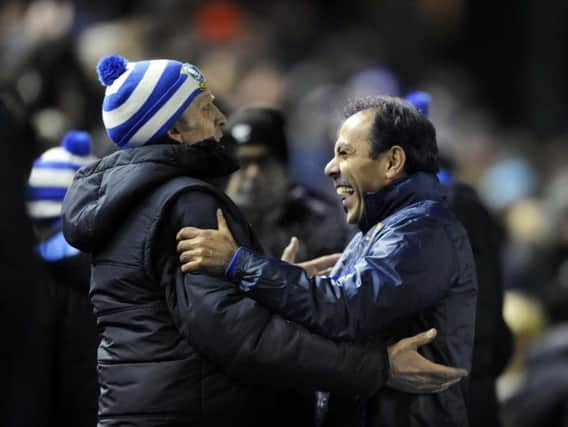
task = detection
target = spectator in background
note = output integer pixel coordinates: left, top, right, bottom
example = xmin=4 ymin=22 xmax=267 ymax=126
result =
xmin=224 ymin=106 xmax=352 ymax=260
xmin=27 ymin=130 xmax=99 ymax=426
xmin=406 ymin=91 xmax=513 ymax=427
xmin=501 ymin=317 xmax=568 ymax=427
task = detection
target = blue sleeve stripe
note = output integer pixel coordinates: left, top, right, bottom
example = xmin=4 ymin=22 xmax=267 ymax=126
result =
xmin=225 ymin=246 xmax=244 ymax=279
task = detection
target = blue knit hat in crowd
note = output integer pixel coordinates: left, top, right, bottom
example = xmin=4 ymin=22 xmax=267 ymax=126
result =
xmin=405 ymin=90 xmax=457 ymax=184
xmin=405 ymin=91 xmax=431 ymax=116
xmin=96 ymin=54 xmax=208 ymax=148
xmin=27 ymin=130 xmax=97 ymax=221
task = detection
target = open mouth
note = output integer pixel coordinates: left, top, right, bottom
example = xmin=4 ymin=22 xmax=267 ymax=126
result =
xmin=336 ymin=185 xmax=354 ymax=203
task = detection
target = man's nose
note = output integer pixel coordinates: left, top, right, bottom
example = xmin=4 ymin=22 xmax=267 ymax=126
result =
xmin=324 ymin=157 xmax=339 ymax=178
xmin=215 ymin=105 xmax=227 ymax=126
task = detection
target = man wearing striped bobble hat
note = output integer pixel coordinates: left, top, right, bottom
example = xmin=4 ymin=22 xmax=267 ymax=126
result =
xmin=27 ymin=130 xmax=99 ymax=427
xmin=62 ymin=55 xmax=465 ymax=427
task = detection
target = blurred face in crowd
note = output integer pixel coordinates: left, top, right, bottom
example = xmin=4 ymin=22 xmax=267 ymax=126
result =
xmin=324 ymin=109 xmax=406 ymax=224
xmin=226 ymin=144 xmax=288 ymax=213
xmin=167 ymin=90 xmax=226 ymax=144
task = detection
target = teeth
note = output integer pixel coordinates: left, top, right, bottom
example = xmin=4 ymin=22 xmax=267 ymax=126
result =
xmin=337 ymin=186 xmax=354 ymax=196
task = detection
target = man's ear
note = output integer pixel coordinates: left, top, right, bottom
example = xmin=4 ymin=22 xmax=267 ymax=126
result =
xmin=167 ymin=125 xmax=184 ymax=144
xmin=385 ymin=145 xmax=406 ymax=179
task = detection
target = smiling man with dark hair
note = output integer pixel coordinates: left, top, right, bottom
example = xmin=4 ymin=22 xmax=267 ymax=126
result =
xmin=177 ymin=95 xmax=478 ymax=426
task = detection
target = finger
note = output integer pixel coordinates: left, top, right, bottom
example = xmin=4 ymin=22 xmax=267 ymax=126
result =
xmin=179 ymin=249 xmax=198 ymax=264
xmin=311 ymin=253 xmax=341 ymax=269
xmin=429 ymin=366 xmax=468 ymax=380
xmin=181 ymin=260 xmax=202 ymax=273
xmin=297 ymin=253 xmax=340 ymax=273
xmin=281 ymin=237 xmax=299 ymax=262
xmin=177 ymin=239 xmax=192 ymax=254
xmin=217 ymin=209 xmax=238 ymax=246
xmin=415 ymin=358 xmax=468 ymax=381
xmin=405 ymin=328 xmax=437 ymax=350
xmin=321 ymin=253 xmax=342 ymax=262
xmin=217 ymin=209 xmax=229 ymax=233
xmin=318 ymin=267 xmax=334 ymax=276
xmin=177 ymin=237 xmax=204 ymax=254
xmin=176 ymin=227 xmax=202 ymax=241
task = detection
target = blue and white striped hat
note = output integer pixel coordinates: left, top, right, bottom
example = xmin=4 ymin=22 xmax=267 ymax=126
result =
xmin=27 ymin=130 xmax=97 ymax=221
xmin=97 ymin=54 xmax=208 ymax=148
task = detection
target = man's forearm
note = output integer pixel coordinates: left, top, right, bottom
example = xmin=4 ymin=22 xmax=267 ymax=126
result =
xmin=169 ymin=269 xmax=388 ymax=397
xmin=226 ymin=247 xmax=360 ymax=340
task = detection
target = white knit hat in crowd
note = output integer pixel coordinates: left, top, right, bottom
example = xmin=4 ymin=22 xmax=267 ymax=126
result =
xmin=27 ymin=130 xmax=97 ymax=221
xmin=96 ymin=54 xmax=208 ymax=148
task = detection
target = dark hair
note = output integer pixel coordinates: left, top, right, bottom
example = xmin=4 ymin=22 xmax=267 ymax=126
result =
xmin=344 ymin=96 xmax=439 ymax=174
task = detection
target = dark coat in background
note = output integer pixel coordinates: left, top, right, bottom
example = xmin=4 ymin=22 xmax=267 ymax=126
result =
xmin=62 ymin=141 xmax=389 ymax=427
xmin=443 ymin=181 xmax=514 ymax=427
xmin=36 ymin=227 xmax=99 ymax=427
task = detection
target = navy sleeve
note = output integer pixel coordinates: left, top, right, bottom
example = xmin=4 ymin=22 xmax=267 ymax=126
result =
xmin=226 ymin=218 xmax=457 ymax=340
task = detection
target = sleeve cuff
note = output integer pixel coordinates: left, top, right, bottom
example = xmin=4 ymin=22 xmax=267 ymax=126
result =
xmin=225 ymin=246 xmax=243 ymax=280
xmin=225 ymin=246 xmax=261 ymax=292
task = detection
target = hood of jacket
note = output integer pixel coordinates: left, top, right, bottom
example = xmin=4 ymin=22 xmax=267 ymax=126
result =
xmin=62 ymin=140 xmax=239 ymax=253
xmin=360 ymin=172 xmax=444 ymax=232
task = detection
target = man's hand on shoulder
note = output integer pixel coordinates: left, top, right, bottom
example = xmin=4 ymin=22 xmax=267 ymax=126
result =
xmin=177 ymin=209 xmax=237 ymax=275
xmin=387 ymin=329 xmax=468 ymax=393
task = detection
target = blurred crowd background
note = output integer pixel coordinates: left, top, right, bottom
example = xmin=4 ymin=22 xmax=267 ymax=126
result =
xmin=1 ymin=0 xmax=568 ymax=425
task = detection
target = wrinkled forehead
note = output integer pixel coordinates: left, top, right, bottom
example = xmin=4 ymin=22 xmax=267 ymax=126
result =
xmin=179 ymin=90 xmax=215 ymax=120
xmin=193 ymin=90 xmax=215 ymax=107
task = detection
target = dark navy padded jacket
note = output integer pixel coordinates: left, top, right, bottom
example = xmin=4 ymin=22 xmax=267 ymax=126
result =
xmin=227 ymin=173 xmax=478 ymax=427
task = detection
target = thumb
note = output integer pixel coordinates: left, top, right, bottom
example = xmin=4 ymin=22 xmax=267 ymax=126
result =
xmin=216 ymin=209 xmax=237 ymax=246
xmin=407 ymin=328 xmax=437 ymax=350
xmin=281 ymin=236 xmax=299 ymax=263
xmin=216 ymin=209 xmax=230 ymax=234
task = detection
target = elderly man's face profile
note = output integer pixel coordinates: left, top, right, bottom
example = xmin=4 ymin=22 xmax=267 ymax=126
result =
xmin=167 ymin=90 xmax=226 ymax=144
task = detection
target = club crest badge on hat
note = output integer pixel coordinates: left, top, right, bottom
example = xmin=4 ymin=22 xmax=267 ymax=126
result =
xmin=182 ymin=63 xmax=208 ymax=90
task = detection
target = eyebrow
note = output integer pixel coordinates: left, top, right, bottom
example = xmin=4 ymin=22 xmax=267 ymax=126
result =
xmin=335 ymin=141 xmax=352 ymax=153
xmin=200 ymin=95 xmax=214 ymax=108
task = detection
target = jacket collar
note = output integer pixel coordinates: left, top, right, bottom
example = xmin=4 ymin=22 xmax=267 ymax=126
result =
xmin=360 ymin=172 xmax=443 ymax=232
